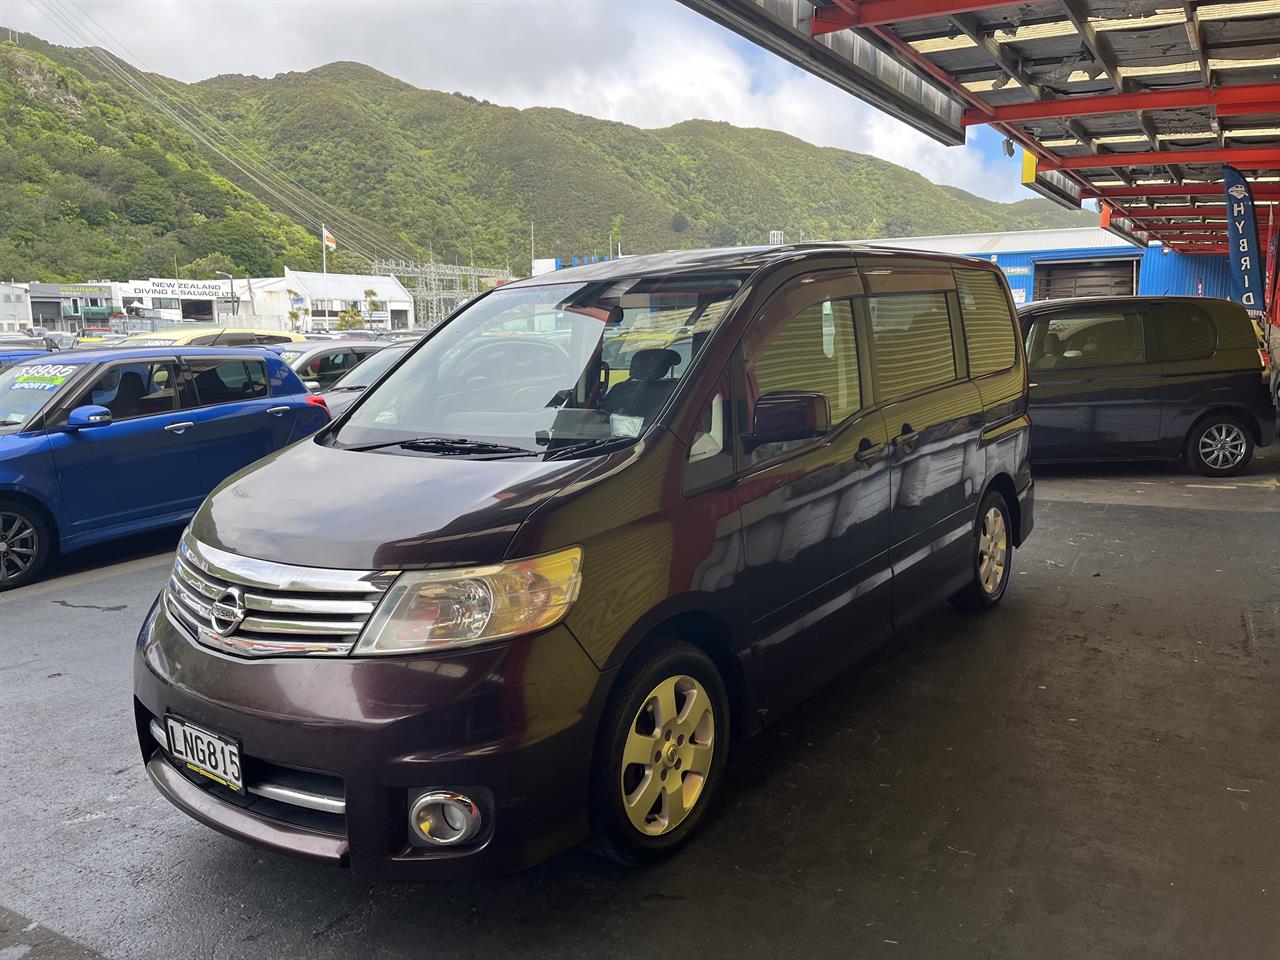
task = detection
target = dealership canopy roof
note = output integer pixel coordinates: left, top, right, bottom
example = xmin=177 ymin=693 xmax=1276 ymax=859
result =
xmin=681 ymin=0 xmax=1280 ymax=253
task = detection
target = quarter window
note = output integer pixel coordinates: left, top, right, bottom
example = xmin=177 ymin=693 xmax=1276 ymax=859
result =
xmin=868 ymin=292 xmax=956 ymax=400
xmin=187 ymin=359 xmax=270 ymax=405
xmin=1154 ymin=307 xmax=1216 ymax=361
xmin=1027 ymin=311 xmax=1145 ymax=370
xmin=683 ymin=373 xmax=734 ymax=493
xmin=954 ymin=268 xmax=1016 ymax=376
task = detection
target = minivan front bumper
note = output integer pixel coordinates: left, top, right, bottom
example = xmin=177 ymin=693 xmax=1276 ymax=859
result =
xmin=134 ymin=596 xmax=612 ymax=880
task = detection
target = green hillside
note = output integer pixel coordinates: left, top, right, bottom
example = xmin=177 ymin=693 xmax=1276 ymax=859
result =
xmin=1 ymin=31 xmax=1094 ymax=281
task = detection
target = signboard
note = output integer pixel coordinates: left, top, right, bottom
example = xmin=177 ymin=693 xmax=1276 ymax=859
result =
xmin=1223 ymin=166 xmax=1264 ymax=315
xmin=1009 ymin=287 xmax=1027 ymax=305
xmin=121 ymin=278 xmax=231 ymax=299
xmin=1001 ymin=265 xmax=1031 ymax=277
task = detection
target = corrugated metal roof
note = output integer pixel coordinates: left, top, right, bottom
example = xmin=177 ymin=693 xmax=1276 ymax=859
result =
xmin=857 ymin=226 xmax=1136 ymax=254
xmin=282 ymin=269 xmax=412 ymax=302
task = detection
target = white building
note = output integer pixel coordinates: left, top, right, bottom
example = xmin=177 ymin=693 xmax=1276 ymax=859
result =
xmin=0 ymin=283 xmax=33 ymax=333
xmin=233 ymin=270 xmax=415 ymax=333
xmin=119 ymin=278 xmax=237 ymax=326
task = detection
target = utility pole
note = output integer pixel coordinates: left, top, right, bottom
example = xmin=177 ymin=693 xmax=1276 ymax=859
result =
xmin=530 ymin=221 xmax=535 ymax=276
xmin=321 ymin=223 xmax=328 ymax=274
xmin=215 ymin=270 xmax=236 ymax=317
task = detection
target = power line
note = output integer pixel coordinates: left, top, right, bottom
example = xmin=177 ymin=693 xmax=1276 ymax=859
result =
xmin=36 ymin=0 xmax=421 ymax=264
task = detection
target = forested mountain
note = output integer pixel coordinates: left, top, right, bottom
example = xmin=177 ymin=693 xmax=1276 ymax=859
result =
xmin=1 ymin=30 xmax=1093 ymax=282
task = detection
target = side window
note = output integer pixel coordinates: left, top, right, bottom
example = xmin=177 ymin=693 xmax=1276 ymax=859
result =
xmin=745 ymin=297 xmax=860 ymax=424
xmin=868 ymin=292 xmax=955 ymax=400
xmin=683 ymin=372 xmax=734 ymax=493
xmin=1027 ymin=311 xmax=1145 ymax=370
xmin=954 ymin=267 xmax=1016 ymax=376
xmin=1154 ymin=306 xmax=1216 ymax=361
xmin=255 ymin=334 xmax=291 ymax=345
xmin=190 ymin=334 xmax=219 ymax=346
xmin=81 ymin=362 xmax=178 ymax=420
xmin=187 ymin=360 xmax=267 ymax=406
xmin=218 ymin=333 xmax=255 ymax=347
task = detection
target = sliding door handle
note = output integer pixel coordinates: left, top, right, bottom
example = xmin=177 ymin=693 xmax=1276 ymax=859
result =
xmin=854 ymin=438 xmax=884 ymax=463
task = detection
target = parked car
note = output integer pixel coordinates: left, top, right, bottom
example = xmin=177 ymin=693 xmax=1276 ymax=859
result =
xmin=317 ymin=341 xmax=413 ymax=417
xmin=117 ymin=328 xmax=307 ymax=348
xmin=384 ymin=328 xmax=432 ymax=342
xmin=133 ymin=244 xmax=1033 ymax=880
xmin=274 ymin=340 xmax=387 ymax=391
xmin=43 ymin=331 xmax=76 ymax=351
xmin=0 ymin=347 xmax=330 ymax=590
xmin=0 ymin=337 xmax=50 ymax=372
xmin=74 ymin=325 xmax=114 ymax=340
xmin=1020 ymin=296 xmax=1275 ymax=476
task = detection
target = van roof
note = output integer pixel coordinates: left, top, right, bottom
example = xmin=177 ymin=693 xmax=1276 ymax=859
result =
xmin=1018 ymin=295 xmax=1246 ymax=314
xmin=504 ymin=242 xmax=1000 ymax=288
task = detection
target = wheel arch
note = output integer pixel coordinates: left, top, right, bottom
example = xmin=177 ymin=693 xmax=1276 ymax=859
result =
xmin=1185 ymin=405 xmax=1264 ymax=446
xmin=982 ymin=472 xmax=1023 ymax=547
xmin=603 ymin=605 xmax=754 ymax=743
xmin=0 ymin=486 xmax=61 ymax=549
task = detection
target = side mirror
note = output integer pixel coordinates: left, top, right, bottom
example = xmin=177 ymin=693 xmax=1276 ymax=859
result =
xmin=746 ymin=391 xmax=830 ymax=451
xmin=67 ymin=405 xmax=112 ymax=430
xmin=304 ymin=380 xmax=321 ymax=392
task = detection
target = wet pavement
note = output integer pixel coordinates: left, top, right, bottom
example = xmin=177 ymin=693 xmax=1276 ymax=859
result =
xmin=1 ymin=448 xmax=1277 ymax=959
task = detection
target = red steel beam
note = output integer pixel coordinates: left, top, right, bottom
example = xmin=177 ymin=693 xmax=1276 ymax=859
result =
xmin=1083 ymin=184 xmax=1280 ymax=200
xmin=1048 ymin=146 xmax=1280 ymax=170
xmin=960 ymin=82 xmax=1280 ymax=126
xmin=816 ymin=0 xmax=1016 ymax=33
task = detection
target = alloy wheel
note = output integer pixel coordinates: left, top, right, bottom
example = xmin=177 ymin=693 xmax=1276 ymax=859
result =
xmin=1198 ymin=423 xmax=1247 ymax=471
xmin=977 ymin=506 xmax=1007 ymax=596
xmin=0 ymin=511 xmax=40 ymax=584
xmin=619 ymin=674 xmax=715 ymax=836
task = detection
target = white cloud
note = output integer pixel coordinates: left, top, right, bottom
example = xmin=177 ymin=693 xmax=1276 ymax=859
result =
xmin=9 ymin=0 xmax=1030 ymax=201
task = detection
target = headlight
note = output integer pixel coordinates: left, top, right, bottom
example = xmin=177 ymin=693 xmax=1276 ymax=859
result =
xmin=353 ymin=546 xmax=583 ymax=655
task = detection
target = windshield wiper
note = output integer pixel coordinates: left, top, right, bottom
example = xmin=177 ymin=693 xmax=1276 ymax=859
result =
xmin=344 ymin=435 xmax=538 ymax=457
xmin=326 ymin=385 xmax=368 ymax=393
xmin=541 ymin=435 xmax=638 ymax=461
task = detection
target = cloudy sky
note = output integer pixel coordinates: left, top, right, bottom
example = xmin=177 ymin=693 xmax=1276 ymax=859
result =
xmin=9 ymin=0 xmax=1029 ymax=202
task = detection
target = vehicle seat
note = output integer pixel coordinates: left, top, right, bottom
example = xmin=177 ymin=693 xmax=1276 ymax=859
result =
xmin=1038 ymin=331 xmax=1063 ymax=368
xmin=111 ymin=372 xmax=147 ymax=418
xmin=602 ymin=348 xmax=681 ymax=421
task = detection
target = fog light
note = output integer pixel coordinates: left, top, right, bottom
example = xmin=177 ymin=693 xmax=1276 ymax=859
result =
xmin=409 ymin=791 xmax=481 ymax=846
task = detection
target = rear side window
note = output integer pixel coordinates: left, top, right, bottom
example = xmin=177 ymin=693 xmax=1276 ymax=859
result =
xmin=1154 ymin=306 xmax=1216 ymax=361
xmin=187 ymin=359 xmax=270 ymax=405
xmin=868 ymin=292 xmax=956 ymax=400
xmin=255 ymin=334 xmax=292 ymax=345
xmin=1027 ymin=311 xmax=1145 ymax=370
xmin=954 ymin=268 xmax=1016 ymax=376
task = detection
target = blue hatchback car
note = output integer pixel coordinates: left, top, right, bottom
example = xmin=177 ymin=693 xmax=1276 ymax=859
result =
xmin=0 ymin=347 xmax=330 ymax=589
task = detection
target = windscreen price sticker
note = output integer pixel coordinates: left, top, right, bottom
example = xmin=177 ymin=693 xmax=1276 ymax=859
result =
xmin=12 ymin=364 xmax=76 ymax=392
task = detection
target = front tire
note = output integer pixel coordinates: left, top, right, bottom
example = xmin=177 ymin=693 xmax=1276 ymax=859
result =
xmin=0 ymin=499 xmax=52 ymax=591
xmin=588 ymin=640 xmax=729 ymax=866
xmin=1185 ymin=414 xmax=1253 ymax=477
xmin=951 ymin=489 xmax=1013 ymax=611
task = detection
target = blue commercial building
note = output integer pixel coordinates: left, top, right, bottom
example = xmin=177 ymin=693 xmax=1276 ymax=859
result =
xmin=869 ymin=227 xmax=1232 ymax=307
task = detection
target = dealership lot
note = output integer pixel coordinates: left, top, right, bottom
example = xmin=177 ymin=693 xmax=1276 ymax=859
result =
xmin=1 ymin=452 xmax=1277 ymax=960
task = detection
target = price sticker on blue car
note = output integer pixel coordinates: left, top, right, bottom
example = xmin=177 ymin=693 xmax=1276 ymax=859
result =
xmin=12 ymin=364 xmax=76 ymax=392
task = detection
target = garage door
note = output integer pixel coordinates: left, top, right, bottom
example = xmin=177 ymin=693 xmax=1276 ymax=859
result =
xmin=1033 ymin=259 xmax=1138 ymax=300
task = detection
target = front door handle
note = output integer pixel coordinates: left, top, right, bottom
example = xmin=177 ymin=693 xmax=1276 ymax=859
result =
xmin=1028 ymin=382 xmax=1039 ymax=388
xmin=854 ymin=437 xmax=884 ymax=464
xmin=164 ymin=422 xmax=195 ymax=434
xmin=267 ymin=405 xmax=290 ymax=416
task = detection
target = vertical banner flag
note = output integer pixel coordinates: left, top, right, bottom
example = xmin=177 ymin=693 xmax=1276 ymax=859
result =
xmin=322 ymin=226 xmax=337 ymax=250
xmin=1223 ymin=166 xmax=1264 ymax=314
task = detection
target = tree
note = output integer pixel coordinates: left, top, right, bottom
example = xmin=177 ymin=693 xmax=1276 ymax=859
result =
xmin=285 ymin=288 xmax=306 ymax=332
xmin=182 ymin=252 xmax=236 ymax=280
xmin=362 ymin=287 xmax=384 ymax=318
xmin=336 ymin=307 xmax=362 ymax=330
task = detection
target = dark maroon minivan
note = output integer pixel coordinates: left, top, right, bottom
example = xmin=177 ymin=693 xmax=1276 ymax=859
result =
xmin=135 ymin=244 xmax=1034 ymax=879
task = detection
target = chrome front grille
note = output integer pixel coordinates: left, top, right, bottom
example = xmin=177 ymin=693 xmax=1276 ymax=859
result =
xmin=165 ymin=533 xmax=398 ymax=657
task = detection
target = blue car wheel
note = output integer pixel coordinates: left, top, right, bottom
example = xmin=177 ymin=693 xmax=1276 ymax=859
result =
xmin=0 ymin=499 xmax=52 ymax=591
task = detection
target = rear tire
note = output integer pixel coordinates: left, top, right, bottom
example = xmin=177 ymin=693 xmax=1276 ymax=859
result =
xmin=951 ymin=489 xmax=1013 ymax=612
xmin=588 ymin=640 xmax=730 ymax=866
xmin=1185 ymin=413 xmax=1253 ymax=477
xmin=0 ymin=498 xmax=53 ymax=592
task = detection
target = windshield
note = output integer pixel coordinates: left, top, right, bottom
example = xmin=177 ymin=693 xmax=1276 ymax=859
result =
xmin=335 ymin=273 xmax=743 ymax=454
xmin=0 ymin=361 xmax=78 ymax=429
xmin=328 ymin=346 xmax=409 ymax=390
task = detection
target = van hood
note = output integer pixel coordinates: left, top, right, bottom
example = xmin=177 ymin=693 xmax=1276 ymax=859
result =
xmin=190 ymin=438 xmax=600 ymax=570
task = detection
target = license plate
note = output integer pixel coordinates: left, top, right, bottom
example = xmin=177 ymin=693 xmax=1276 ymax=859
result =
xmin=165 ymin=716 xmax=244 ymax=793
